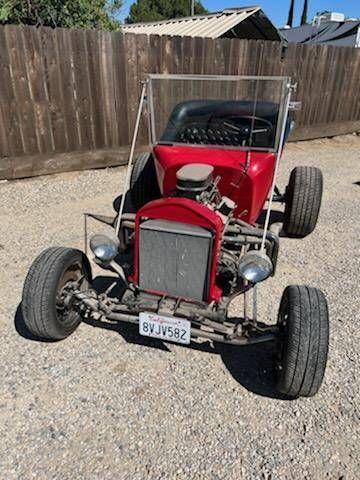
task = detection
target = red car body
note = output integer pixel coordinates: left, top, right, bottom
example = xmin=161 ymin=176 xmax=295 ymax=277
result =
xmin=153 ymin=144 xmax=276 ymax=224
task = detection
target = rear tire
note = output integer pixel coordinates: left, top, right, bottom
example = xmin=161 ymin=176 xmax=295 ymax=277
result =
xmin=22 ymin=247 xmax=91 ymax=340
xmin=276 ymin=285 xmax=329 ymax=398
xmin=130 ymin=153 xmax=160 ymax=210
xmin=283 ymin=166 xmax=323 ymax=237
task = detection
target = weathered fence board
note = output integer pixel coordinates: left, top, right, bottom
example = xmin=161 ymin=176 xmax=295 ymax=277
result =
xmin=0 ymin=25 xmax=359 ymax=180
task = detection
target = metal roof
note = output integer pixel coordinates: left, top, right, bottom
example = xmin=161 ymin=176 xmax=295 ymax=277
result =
xmin=122 ymin=7 xmax=281 ymax=40
xmin=280 ymin=21 xmax=360 ymax=47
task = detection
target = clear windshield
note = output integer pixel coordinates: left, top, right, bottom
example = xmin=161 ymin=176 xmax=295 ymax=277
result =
xmin=147 ymin=74 xmax=291 ymax=152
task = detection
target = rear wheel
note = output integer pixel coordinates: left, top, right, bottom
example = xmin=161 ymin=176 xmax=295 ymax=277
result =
xmin=22 ymin=247 xmax=91 ymax=340
xmin=276 ymin=285 xmax=329 ymax=398
xmin=283 ymin=166 xmax=323 ymax=237
xmin=130 ymin=153 xmax=160 ymax=210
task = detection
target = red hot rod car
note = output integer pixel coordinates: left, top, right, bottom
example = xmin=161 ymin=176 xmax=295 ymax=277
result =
xmin=22 ymin=75 xmax=329 ymax=398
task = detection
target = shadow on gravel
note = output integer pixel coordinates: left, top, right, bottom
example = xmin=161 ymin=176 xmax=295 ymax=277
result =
xmin=218 ymin=342 xmax=292 ymax=400
xmin=84 ymin=303 xmax=292 ymax=400
xmin=15 ymin=273 xmax=293 ymax=399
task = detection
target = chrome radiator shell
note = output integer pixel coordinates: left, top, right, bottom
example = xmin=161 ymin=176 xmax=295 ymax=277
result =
xmin=139 ymin=219 xmax=213 ymax=301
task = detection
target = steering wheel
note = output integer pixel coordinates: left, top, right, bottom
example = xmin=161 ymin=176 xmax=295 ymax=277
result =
xmin=234 ymin=115 xmax=273 ymax=132
xmin=210 ymin=115 xmax=273 ymax=144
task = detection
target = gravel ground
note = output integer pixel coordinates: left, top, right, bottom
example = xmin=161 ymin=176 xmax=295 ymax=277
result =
xmin=0 ymin=135 xmax=359 ymax=479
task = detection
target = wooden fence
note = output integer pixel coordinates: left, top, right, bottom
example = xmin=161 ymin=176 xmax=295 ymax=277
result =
xmin=0 ymin=25 xmax=360 ymax=179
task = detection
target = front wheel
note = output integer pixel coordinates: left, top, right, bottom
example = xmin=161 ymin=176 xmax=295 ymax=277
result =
xmin=21 ymin=247 xmax=91 ymax=340
xmin=276 ymin=285 xmax=329 ymax=398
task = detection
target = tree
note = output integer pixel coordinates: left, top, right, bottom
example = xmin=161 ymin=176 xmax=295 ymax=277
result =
xmin=126 ymin=0 xmax=208 ymax=24
xmin=286 ymin=0 xmax=295 ymax=27
xmin=301 ymin=0 xmax=308 ymax=25
xmin=0 ymin=0 xmax=122 ymax=30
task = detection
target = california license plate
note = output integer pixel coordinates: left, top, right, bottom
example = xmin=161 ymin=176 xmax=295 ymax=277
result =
xmin=139 ymin=312 xmax=191 ymax=345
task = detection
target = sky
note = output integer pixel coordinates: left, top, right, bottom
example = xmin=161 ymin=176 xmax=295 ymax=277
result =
xmin=119 ymin=0 xmax=360 ymax=27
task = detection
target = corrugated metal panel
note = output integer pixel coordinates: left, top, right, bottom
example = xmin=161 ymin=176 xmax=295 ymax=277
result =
xmin=122 ymin=7 xmax=260 ymax=39
xmin=280 ymin=21 xmax=360 ymax=47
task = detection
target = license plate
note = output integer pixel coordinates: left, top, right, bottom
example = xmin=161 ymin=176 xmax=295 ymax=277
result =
xmin=139 ymin=312 xmax=191 ymax=345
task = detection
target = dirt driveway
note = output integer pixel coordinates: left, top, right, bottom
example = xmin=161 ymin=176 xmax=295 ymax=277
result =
xmin=0 ymin=136 xmax=359 ymax=479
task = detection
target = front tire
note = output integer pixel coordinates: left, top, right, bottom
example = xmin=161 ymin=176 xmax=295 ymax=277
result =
xmin=277 ymin=285 xmax=329 ymax=398
xmin=283 ymin=166 xmax=323 ymax=237
xmin=22 ymin=247 xmax=91 ymax=340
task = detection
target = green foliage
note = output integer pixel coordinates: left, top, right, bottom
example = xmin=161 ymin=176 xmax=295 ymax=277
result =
xmin=126 ymin=0 xmax=208 ymax=24
xmin=0 ymin=0 xmax=122 ymax=30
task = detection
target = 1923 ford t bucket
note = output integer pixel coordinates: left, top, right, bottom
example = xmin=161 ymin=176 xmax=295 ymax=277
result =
xmin=22 ymin=75 xmax=329 ymax=398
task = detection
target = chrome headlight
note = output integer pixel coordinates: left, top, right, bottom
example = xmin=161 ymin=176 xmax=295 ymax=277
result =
xmin=90 ymin=234 xmax=119 ymax=263
xmin=238 ymin=250 xmax=273 ymax=283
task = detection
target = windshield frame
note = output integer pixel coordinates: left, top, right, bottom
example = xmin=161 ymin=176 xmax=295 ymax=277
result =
xmin=146 ymin=73 xmax=291 ymax=153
